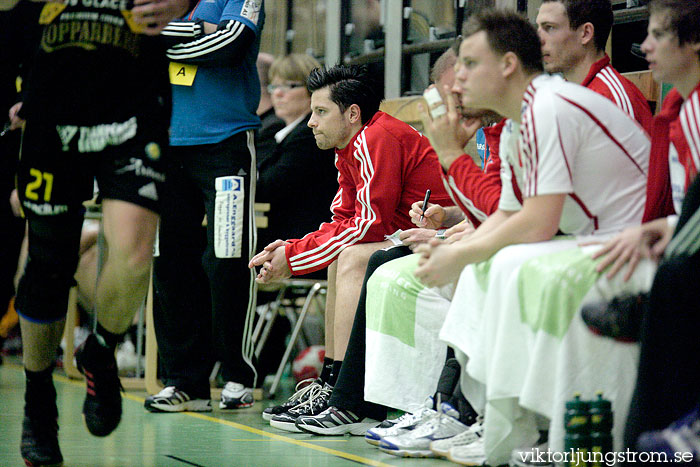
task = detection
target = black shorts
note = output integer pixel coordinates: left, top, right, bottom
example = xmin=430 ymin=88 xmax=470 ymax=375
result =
xmin=17 ymin=115 xmax=168 ymax=217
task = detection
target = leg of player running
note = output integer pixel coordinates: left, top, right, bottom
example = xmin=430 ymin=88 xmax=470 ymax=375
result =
xmin=75 ymin=199 xmax=158 ymax=437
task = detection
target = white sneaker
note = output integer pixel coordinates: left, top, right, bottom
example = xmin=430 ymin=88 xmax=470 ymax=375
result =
xmin=220 ymin=382 xmax=254 ymax=409
xmin=379 ymin=402 xmax=468 ymax=457
xmin=431 ymin=417 xmax=483 ymax=457
xmin=448 ymin=437 xmax=487 ymax=465
xmin=144 ymin=386 xmax=212 ymax=413
xmin=365 ymin=407 xmax=436 ymax=446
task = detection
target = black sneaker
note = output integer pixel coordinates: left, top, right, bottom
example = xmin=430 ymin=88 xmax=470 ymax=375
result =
xmin=21 ymin=416 xmax=63 ymax=467
xmin=295 ymin=406 xmax=380 ymax=436
xmin=262 ymin=378 xmax=321 ymax=421
xmin=581 ymin=293 xmax=647 ymax=342
xmin=75 ymin=333 xmax=122 ymax=437
xmin=270 ymin=383 xmax=333 ymax=433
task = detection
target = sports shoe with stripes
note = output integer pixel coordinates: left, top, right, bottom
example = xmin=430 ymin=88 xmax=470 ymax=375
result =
xmin=295 ymin=406 xmax=380 ymax=436
xmin=220 ymin=382 xmax=254 ymax=409
xmin=262 ymin=378 xmax=321 ymax=421
xmin=75 ymin=333 xmax=122 ymax=437
xmin=365 ymin=407 xmax=436 ymax=446
xmin=144 ymin=387 xmax=212 ymax=413
xmin=379 ymin=402 xmax=468 ymax=457
xmin=430 ymin=417 xmax=483 ymax=458
xmin=269 ymin=383 xmax=332 ymax=433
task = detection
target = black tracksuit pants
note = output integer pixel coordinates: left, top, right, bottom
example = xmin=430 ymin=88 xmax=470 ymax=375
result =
xmin=153 ymin=131 xmax=257 ymax=396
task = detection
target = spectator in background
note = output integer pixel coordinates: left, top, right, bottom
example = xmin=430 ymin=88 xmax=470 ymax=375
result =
xmin=145 ymin=0 xmax=264 ymax=414
xmin=256 ymin=54 xmax=338 ymax=259
xmin=255 ymin=52 xmax=285 ymax=167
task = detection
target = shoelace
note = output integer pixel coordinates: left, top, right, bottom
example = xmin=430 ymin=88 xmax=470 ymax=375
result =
xmin=287 ymin=379 xmax=320 ymax=404
xmin=393 ymin=407 xmax=434 ymax=429
xmin=155 ymin=386 xmax=178 ymax=398
xmin=450 ymin=420 xmax=484 ymax=444
xmin=291 ymin=385 xmax=332 ymax=413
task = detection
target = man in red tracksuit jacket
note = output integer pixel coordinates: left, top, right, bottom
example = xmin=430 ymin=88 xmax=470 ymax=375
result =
xmin=248 ymin=64 xmax=452 ymax=409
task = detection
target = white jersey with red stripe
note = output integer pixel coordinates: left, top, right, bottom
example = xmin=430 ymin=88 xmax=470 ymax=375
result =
xmin=519 ymin=74 xmax=650 ymax=235
xmin=497 ymin=119 xmax=524 ymax=212
xmin=679 ymin=84 xmax=700 ymax=186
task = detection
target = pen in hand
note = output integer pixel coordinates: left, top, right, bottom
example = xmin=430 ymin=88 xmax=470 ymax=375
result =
xmin=419 ymin=189 xmax=431 ymax=225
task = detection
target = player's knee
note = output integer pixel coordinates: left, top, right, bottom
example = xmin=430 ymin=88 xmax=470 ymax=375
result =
xmin=337 ymin=245 xmax=370 ymax=275
xmin=109 ymin=237 xmax=154 ymax=278
xmin=15 ymin=214 xmax=82 ymax=323
xmin=16 ymin=254 xmax=79 ymax=323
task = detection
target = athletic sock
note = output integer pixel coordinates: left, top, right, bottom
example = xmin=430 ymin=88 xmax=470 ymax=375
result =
xmin=95 ymin=322 xmax=124 ymax=351
xmin=328 ymin=360 xmax=342 ymax=387
xmin=319 ymin=357 xmax=333 ymax=384
xmin=434 ymin=358 xmax=460 ymax=410
xmin=25 ymin=366 xmax=57 ymax=419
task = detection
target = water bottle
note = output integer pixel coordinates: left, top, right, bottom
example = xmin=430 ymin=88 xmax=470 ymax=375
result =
xmin=589 ymin=393 xmax=613 ymax=467
xmin=564 ymin=393 xmax=590 ymax=467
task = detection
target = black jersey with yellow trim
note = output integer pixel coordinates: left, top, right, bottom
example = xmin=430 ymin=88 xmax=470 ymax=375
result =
xmin=21 ymin=1 xmax=170 ymax=126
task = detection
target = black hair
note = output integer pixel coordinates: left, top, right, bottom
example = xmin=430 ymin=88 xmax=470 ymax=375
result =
xmin=542 ymin=0 xmax=613 ymax=52
xmin=462 ymin=9 xmax=544 ymax=75
xmin=307 ymin=64 xmax=383 ymax=124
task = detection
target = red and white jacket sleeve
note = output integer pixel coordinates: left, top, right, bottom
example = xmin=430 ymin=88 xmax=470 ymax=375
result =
xmin=441 ymin=120 xmax=505 ymax=226
xmin=284 ymin=128 xmax=404 ymax=275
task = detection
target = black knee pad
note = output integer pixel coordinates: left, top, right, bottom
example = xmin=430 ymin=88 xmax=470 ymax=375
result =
xmin=16 ymin=214 xmax=83 ymax=323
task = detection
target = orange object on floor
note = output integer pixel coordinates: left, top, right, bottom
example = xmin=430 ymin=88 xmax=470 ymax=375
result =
xmin=0 ymin=297 xmax=19 ymax=338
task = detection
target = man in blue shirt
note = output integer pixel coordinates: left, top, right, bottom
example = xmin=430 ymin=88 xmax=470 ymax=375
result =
xmin=145 ymin=0 xmax=264 ymax=413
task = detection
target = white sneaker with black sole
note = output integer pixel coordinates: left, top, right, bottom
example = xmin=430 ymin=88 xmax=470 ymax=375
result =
xmin=144 ymin=386 xmax=212 ymax=413
xmin=262 ymin=378 xmax=321 ymax=421
xmin=269 ymin=383 xmax=332 ymax=433
xmin=295 ymin=406 xmax=380 ymax=436
xmin=220 ymin=382 xmax=254 ymax=409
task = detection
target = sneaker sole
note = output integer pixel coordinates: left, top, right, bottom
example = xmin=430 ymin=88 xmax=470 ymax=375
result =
xmin=23 ymin=459 xmax=63 ymax=467
xmin=379 ymin=446 xmax=435 ymax=458
xmin=431 ymin=439 xmax=480 ymax=458
xmin=262 ymin=412 xmax=274 ymax=421
xmin=219 ymin=401 xmax=255 ymax=410
xmin=430 ymin=446 xmax=450 ymax=457
xmin=269 ymin=419 xmax=302 ymax=433
xmin=509 ymin=460 xmax=553 ymax=467
xmin=146 ymin=401 xmax=212 ymax=413
xmin=447 ymin=450 xmax=485 ymax=466
xmin=297 ymin=421 xmax=379 ymax=436
xmin=365 ymin=436 xmax=381 ymax=446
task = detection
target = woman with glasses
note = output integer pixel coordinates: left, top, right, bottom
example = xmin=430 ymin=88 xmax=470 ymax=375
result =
xmin=256 ymin=54 xmax=339 ymax=255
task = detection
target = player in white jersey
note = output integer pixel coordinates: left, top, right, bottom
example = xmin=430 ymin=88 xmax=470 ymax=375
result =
xmin=408 ymin=10 xmax=649 ymax=465
xmin=413 ymin=13 xmax=649 ymax=288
